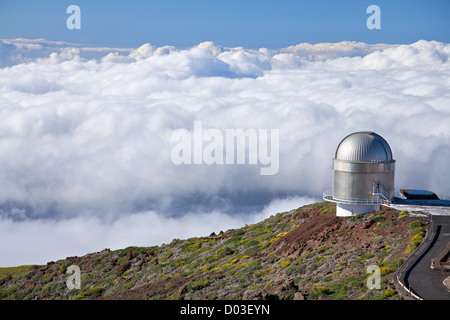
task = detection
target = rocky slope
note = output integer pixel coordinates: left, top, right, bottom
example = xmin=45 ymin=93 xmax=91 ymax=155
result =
xmin=0 ymin=202 xmax=427 ymax=300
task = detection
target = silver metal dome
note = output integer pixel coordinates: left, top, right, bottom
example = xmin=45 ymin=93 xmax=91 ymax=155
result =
xmin=335 ymin=131 xmax=393 ymax=163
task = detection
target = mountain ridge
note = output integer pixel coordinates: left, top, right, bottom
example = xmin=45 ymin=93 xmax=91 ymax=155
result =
xmin=0 ymin=201 xmax=427 ymax=300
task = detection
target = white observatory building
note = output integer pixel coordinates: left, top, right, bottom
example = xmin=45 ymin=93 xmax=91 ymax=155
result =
xmin=323 ymin=131 xmax=395 ymax=217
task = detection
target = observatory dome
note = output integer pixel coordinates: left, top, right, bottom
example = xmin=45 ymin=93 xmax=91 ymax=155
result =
xmin=335 ymin=131 xmax=393 ymax=163
xmin=324 ymin=131 xmax=396 ymax=216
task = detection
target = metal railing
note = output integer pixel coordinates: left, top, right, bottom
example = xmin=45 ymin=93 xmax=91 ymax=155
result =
xmin=323 ymin=190 xmax=388 ymax=205
xmin=371 ymin=181 xmax=391 ymax=201
xmin=323 ymin=181 xmax=393 ymax=206
xmin=394 ymin=214 xmax=433 ymax=300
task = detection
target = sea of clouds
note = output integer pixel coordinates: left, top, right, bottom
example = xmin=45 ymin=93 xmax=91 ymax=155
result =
xmin=0 ymin=38 xmax=449 ymax=266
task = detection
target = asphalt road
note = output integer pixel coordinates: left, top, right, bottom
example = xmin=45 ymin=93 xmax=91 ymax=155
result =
xmin=404 ymin=214 xmax=450 ymax=300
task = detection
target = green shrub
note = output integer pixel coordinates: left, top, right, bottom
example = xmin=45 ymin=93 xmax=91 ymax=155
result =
xmin=243 ymin=245 xmax=261 ymax=256
xmin=277 ymin=259 xmax=291 ymax=268
xmin=380 ymin=267 xmax=394 ymax=275
xmin=190 ymin=279 xmax=209 ymax=291
xmin=181 ymin=238 xmax=208 ymax=252
xmin=307 ymin=286 xmax=331 ymax=299
xmin=255 ymin=267 xmax=271 ymax=278
xmin=73 ymin=286 xmax=103 ymax=300
xmin=160 ymin=250 xmax=174 ymax=261
xmin=246 ymin=239 xmax=260 ymax=246
xmin=380 ymin=221 xmax=394 ymax=229
xmin=398 ymin=210 xmax=409 ymax=219
xmin=383 ymin=288 xmax=397 ymax=297
xmin=371 ymin=215 xmax=385 ymax=223
xmin=73 ymin=293 xmax=86 ymax=300
xmin=381 ymin=258 xmax=404 ymax=271
xmin=297 ymin=253 xmax=311 ymax=262
xmin=408 ymin=221 xmax=424 ymax=231
xmin=330 ymin=283 xmax=348 ymax=300
xmin=405 ymin=233 xmax=424 ymax=253
xmin=405 ymin=220 xmax=425 ymax=253
xmin=356 ymin=253 xmax=374 ymax=263
xmin=405 ymin=243 xmax=415 ymax=254
xmin=349 ymin=214 xmax=365 ymax=221
xmin=225 ymin=234 xmax=243 ymax=246
xmin=205 ymin=246 xmax=234 ymax=263
xmin=411 ymin=233 xmax=424 ymax=246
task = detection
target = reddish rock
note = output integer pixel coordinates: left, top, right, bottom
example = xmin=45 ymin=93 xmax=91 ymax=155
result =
xmin=24 ymin=281 xmax=36 ymax=289
xmin=294 ymin=292 xmax=305 ymax=300
xmin=363 ymin=220 xmax=374 ymax=229
xmin=117 ymin=262 xmax=131 ymax=273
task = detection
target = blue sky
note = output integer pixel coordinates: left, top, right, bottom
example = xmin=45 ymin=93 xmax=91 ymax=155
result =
xmin=1 ymin=0 xmax=449 ymax=48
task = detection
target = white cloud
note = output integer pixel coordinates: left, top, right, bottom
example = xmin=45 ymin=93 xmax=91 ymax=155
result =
xmin=0 ymin=38 xmax=449 ymax=266
xmin=0 ymin=195 xmax=317 ymax=266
